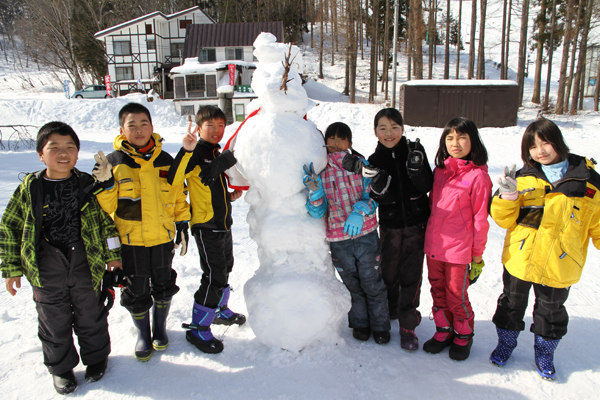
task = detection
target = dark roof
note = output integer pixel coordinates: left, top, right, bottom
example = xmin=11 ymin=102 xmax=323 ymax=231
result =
xmin=183 ymin=22 xmax=284 ymax=58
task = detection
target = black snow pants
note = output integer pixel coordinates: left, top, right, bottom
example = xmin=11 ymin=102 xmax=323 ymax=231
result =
xmin=192 ymin=228 xmax=233 ymax=308
xmin=378 ymin=224 xmax=426 ymax=330
xmin=493 ymin=267 xmax=570 ymax=340
xmin=33 ymin=240 xmax=110 ymax=375
xmin=120 ymin=242 xmax=179 ymax=314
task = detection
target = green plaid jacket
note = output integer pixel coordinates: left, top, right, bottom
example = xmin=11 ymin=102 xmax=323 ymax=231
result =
xmin=0 ymin=168 xmax=121 ymax=292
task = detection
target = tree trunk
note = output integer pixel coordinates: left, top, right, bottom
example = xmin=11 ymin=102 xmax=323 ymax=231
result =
xmin=476 ymin=0 xmax=487 ymax=79
xmin=444 ymin=0 xmax=450 ymax=79
xmin=555 ymin=0 xmax=575 ymax=114
xmin=565 ymin=0 xmax=584 ymax=111
xmin=382 ymin=0 xmax=390 ymax=97
xmin=517 ymin=0 xmax=530 ymax=106
xmin=595 ymin=51 xmax=600 ymax=111
xmin=468 ymin=0 xmax=477 ymax=79
xmin=428 ymin=0 xmax=434 ymax=79
xmin=409 ymin=0 xmax=424 ymax=79
xmin=501 ymin=0 xmax=508 ymax=79
xmin=504 ymin=0 xmax=513 ymax=79
xmin=531 ymin=0 xmax=547 ymax=104
xmin=570 ymin=0 xmax=592 ymax=114
xmin=543 ymin=0 xmax=557 ymax=111
xmin=319 ymin=0 xmax=324 ymax=79
xmin=456 ymin=0 xmax=462 ymax=79
xmin=369 ymin=0 xmax=380 ymax=102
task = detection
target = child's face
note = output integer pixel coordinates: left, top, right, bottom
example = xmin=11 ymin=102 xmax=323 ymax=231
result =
xmin=445 ymin=129 xmax=472 ymax=160
xmin=325 ymin=135 xmax=351 ymax=153
xmin=375 ymin=116 xmax=403 ymax=148
xmin=38 ymin=133 xmax=79 ymax=180
xmin=198 ymin=118 xmax=226 ymax=145
xmin=120 ymin=112 xmax=153 ymax=148
xmin=529 ymin=133 xmax=560 ymax=165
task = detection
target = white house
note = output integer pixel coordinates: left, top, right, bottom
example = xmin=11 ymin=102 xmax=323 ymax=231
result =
xmin=94 ymin=6 xmax=214 ymax=97
xmin=169 ymin=22 xmax=284 ymax=123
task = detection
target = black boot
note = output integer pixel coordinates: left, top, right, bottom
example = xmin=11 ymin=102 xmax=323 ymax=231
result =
xmin=53 ymin=370 xmax=77 ymax=395
xmin=85 ymin=358 xmax=108 ymax=383
xmin=353 ymin=327 xmax=371 ymax=341
xmin=152 ymin=297 xmax=172 ymax=351
xmin=131 ymin=311 xmax=153 ymax=362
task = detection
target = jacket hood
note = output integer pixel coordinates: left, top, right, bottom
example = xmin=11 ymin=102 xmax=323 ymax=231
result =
xmin=444 ymin=157 xmax=488 ymax=175
xmin=520 ymin=154 xmax=590 ymax=183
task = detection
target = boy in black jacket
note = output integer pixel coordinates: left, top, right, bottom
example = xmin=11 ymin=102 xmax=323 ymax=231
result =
xmin=168 ymin=106 xmax=244 ymax=354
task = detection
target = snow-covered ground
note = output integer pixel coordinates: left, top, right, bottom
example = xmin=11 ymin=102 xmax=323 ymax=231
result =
xmin=1 ymin=5 xmax=600 ymax=398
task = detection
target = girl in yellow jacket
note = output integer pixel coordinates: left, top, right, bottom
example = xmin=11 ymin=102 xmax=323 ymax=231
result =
xmin=489 ymin=119 xmax=600 ymax=380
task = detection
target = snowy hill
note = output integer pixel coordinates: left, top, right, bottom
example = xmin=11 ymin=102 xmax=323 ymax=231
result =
xmin=1 ymin=9 xmax=600 ymax=399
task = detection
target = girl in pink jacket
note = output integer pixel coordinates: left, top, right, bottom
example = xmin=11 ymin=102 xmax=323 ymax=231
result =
xmin=422 ymin=117 xmax=492 ymax=361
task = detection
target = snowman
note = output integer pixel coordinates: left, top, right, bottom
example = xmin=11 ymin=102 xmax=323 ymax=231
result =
xmin=226 ymin=33 xmax=350 ymax=352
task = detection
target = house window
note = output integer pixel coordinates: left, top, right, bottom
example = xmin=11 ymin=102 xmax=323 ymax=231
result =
xmin=115 ymin=67 xmax=133 ymax=81
xmin=146 ymin=24 xmax=153 ymax=34
xmin=186 ymin=75 xmax=205 ymax=92
xmin=171 ymin=42 xmax=185 ymax=58
xmin=147 ymin=40 xmax=156 ymax=51
xmin=235 ymin=104 xmax=245 ymax=122
xmin=180 ymin=20 xmax=192 ymax=29
xmin=181 ymin=105 xmax=195 ymax=116
xmin=225 ymin=48 xmax=243 ymax=61
xmin=113 ymin=41 xmax=131 ymax=56
xmin=198 ymin=48 xmax=216 ymax=62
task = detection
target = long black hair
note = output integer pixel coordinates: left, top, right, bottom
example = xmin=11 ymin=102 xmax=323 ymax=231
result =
xmin=521 ymin=119 xmax=569 ymax=167
xmin=435 ymin=117 xmax=488 ymax=168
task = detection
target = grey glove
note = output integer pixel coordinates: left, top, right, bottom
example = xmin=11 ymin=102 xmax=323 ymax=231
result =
xmin=497 ymin=165 xmax=518 ymax=200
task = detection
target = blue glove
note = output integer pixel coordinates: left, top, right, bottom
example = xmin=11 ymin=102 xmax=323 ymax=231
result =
xmin=343 ymin=211 xmax=364 ymax=236
xmin=303 ymin=163 xmax=324 ymax=201
xmin=353 ymin=201 xmax=372 ymax=215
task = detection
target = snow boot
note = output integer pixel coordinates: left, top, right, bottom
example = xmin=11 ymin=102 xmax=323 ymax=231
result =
xmin=400 ymin=328 xmax=419 ymax=351
xmin=184 ymin=302 xmax=224 ymax=354
xmin=490 ymin=327 xmax=520 ymax=367
xmin=449 ymin=315 xmax=474 ymax=361
xmin=85 ymin=357 xmax=108 ymax=383
xmin=131 ymin=311 xmax=153 ymax=362
xmin=534 ymin=334 xmax=560 ymax=380
xmin=151 ymin=297 xmax=172 ymax=351
xmin=373 ymin=330 xmax=391 ymax=344
xmin=52 ymin=370 xmax=77 ymax=395
xmin=423 ymin=307 xmax=454 ymax=354
xmin=213 ymin=285 xmax=246 ymax=326
xmin=353 ymin=327 xmax=371 ymax=341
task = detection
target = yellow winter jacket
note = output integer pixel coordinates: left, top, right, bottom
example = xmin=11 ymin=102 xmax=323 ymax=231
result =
xmin=490 ymin=155 xmax=600 ymax=288
xmin=96 ymin=133 xmax=191 ymax=246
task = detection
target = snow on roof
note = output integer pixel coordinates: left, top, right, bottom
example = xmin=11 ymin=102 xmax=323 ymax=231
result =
xmin=402 ymin=79 xmax=518 ymax=86
xmin=94 ymin=6 xmax=214 ymax=38
xmin=169 ymin=58 xmax=257 ymax=76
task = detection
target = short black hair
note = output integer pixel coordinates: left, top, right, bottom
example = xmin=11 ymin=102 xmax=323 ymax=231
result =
xmin=196 ymin=105 xmax=227 ymax=126
xmin=36 ymin=121 xmax=80 ymax=153
xmin=118 ymin=102 xmax=152 ymax=127
xmin=435 ymin=117 xmax=488 ymax=168
xmin=373 ymin=108 xmax=404 ymax=129
xmin=521 ymin=119 xmax=570 ymax=167
xmin=324 ymin=122 xmax=352 ymax=142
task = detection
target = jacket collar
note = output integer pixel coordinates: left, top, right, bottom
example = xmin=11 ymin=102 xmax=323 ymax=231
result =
xmin=114 ymin=132 xmax=163 ymax=160
xmin=521 ymin=154 xmax=589 ymax=184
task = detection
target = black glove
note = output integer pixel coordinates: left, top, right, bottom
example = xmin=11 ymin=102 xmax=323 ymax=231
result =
xmin=369 ymin=170 xmax=391 ymax=195
xmin=199 ymin=150 xmax=237 ymax=186
xmin=406 ymin=138 xmax=425 ymax=175
xmin=97 ymin=270 xmax=116 ymax=321
xmin=174 ymin=222 xmax=189 ymax=256
xmin=341 ymin=153 xmax=380 ymax=178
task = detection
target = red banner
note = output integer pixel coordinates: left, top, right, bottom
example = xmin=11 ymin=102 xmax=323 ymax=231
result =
xmin=228 ymin=64 xmax=235 ymax=86
xmin=105 ymin=75 xmax=112 ymax=95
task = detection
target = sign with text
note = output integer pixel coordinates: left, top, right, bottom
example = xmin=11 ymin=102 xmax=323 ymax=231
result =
xmin=105 ymin=75 xmax=111 ymax=96
xmin=228 ymin=64 xmax=235 ymax=86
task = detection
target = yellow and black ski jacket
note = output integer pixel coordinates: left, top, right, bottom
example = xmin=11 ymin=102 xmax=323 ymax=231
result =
xmin=96 ymin=133 xmax=190 ymax=246
xmin=490 ymin=154 xmax=600 ymax=288
xmin=168 ymin=139 xmax=232 ymax=231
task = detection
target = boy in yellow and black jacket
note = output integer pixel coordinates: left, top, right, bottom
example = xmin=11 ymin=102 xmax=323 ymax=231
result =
xmin=168 ymin=106 xmax=244 ymax=355
xmin=94 ymin=103 xmax=190 ymax=362
xmin=489 ymin=119 xmax=600 ymax=380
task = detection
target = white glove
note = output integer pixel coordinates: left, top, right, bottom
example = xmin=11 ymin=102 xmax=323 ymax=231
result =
xmin=497 ymin=164 xmax=518 ymax=201
xmin=93 ymin=151 xmax=113 ymax=183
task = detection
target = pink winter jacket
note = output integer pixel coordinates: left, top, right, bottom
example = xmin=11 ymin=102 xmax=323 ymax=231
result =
xmin=424 ymin=157 xmax=492 ymax=264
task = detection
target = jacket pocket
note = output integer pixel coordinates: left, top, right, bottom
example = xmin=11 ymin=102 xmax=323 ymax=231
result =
xmin=562 ymin=200 xmax=584 ymax=239
xmin=502 ymin=229 xmax=533 ymax=262
xmin=544 ymin=239 xmax=585 ymax=285
xmin=159 ymin=182 xmax=176 ymax=219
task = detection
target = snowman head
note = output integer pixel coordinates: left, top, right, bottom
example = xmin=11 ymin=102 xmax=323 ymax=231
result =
xmin=251 ymin=33 xmax=308 ymax=116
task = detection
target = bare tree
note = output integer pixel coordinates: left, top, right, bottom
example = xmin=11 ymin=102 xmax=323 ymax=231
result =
xmin=456 ymin=0 xmax=462 ymax=78
xmin=500 ymin=0 xmax=508 ymax=79
xmin=542 ymin=0 xmax=557 ymax=111
xmin=555 ymin=0 xmax=575 ymax=114
xmin=369 ymin=0 xmax=379 ymax=102
xmin=517 ymin=0 xmax=530 ymax=106
xmin=476 ymin=0 xmax=487 ymax=79
xmin=564 ymin=0 xmax=584 ymax=111
xmin=570 ymin=0 xmax=593 ymax=114
xmin=409 ymin=0 xmax=424 ymax=79
xmin=444 ymin=0 xmax=450 ymax=79
xmin=531 ymin=0 xmax=548 ymax=104
xmin=468 ymin=0 xmax=476 ymax=78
